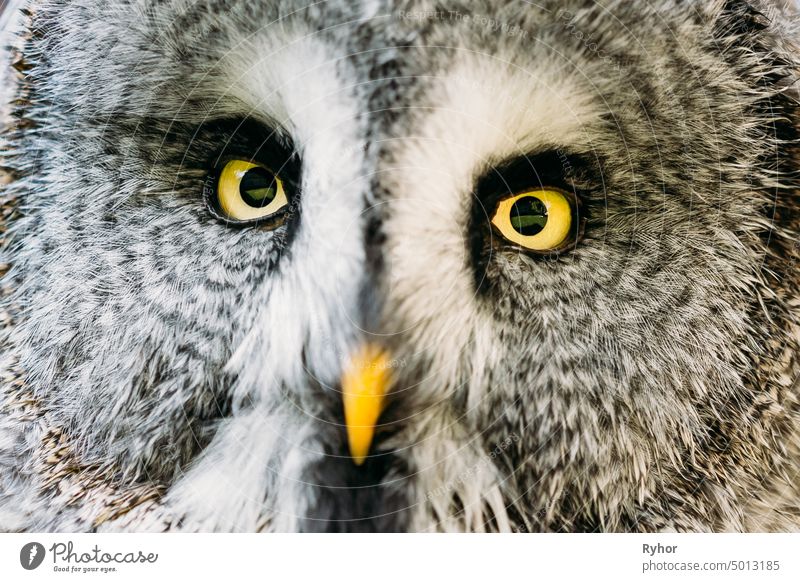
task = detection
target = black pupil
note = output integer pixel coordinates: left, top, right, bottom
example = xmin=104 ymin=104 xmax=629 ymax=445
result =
xmin=509 ymin=196 xmax=548 ymax=236
xmin=239 ymin=167 xmax=278 ymax=208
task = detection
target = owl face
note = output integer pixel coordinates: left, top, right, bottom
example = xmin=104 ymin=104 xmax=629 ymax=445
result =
xmin=3 ymin=0 xmax=799 ymax=532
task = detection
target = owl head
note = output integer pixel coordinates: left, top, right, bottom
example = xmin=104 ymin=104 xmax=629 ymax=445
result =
xmin=2 ymin=0 xmax=799 ymax=532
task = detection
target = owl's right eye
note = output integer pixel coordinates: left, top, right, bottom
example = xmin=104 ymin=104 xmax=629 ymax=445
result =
xmin=209 ymin=159 xmax=289 ymax=223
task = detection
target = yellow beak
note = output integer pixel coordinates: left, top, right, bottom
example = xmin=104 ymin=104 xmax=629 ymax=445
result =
xmin=341 ymin=344 xmax=391 ymax=465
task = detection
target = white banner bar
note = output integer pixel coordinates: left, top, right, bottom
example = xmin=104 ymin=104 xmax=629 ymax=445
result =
xmin=0 ymin=533 xmax=797 ymax=581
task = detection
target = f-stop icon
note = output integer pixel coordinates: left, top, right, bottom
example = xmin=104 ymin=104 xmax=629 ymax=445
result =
xmin=20 ymin=542 xmax=46 ymax=570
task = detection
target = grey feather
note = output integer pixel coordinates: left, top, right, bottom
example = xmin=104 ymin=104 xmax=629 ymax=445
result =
xmin=1 ymin=0 xmax=799 ymax=532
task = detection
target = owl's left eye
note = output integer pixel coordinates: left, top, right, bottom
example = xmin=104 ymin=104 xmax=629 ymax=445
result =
xmin=209 ymin=159 xmax=288 ymax=223
xmin=490 ymin=188 xmax=578 ymax=252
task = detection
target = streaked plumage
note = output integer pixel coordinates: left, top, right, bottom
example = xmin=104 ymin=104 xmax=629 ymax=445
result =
xmin=1 ymin=0 xmax=799 ymax=532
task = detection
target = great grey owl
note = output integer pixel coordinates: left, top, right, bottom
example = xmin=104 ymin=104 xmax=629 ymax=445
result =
xmin=0 ymin=0 xmax=799 ymax=533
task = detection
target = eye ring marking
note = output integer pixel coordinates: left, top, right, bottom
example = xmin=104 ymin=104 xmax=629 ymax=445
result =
xmin=215 ymin=159 xmax=288 ymax=222
xmin=491 ymin=189 xmax=574 ymax=251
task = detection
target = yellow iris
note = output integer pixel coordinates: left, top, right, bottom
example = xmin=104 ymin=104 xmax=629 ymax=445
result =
xmin=216 ymin=160 xmax=288 ymax=221
xmin=491 ymin=189 xmax=573 ymax=251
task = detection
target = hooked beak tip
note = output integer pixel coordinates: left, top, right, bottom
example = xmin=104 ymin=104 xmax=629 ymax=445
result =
xmin=341 ymin=344 xmax=391 ymax=465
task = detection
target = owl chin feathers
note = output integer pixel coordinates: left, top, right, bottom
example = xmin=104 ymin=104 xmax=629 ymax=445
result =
xmin=1 ymin=0 xmax=800 ymax=532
